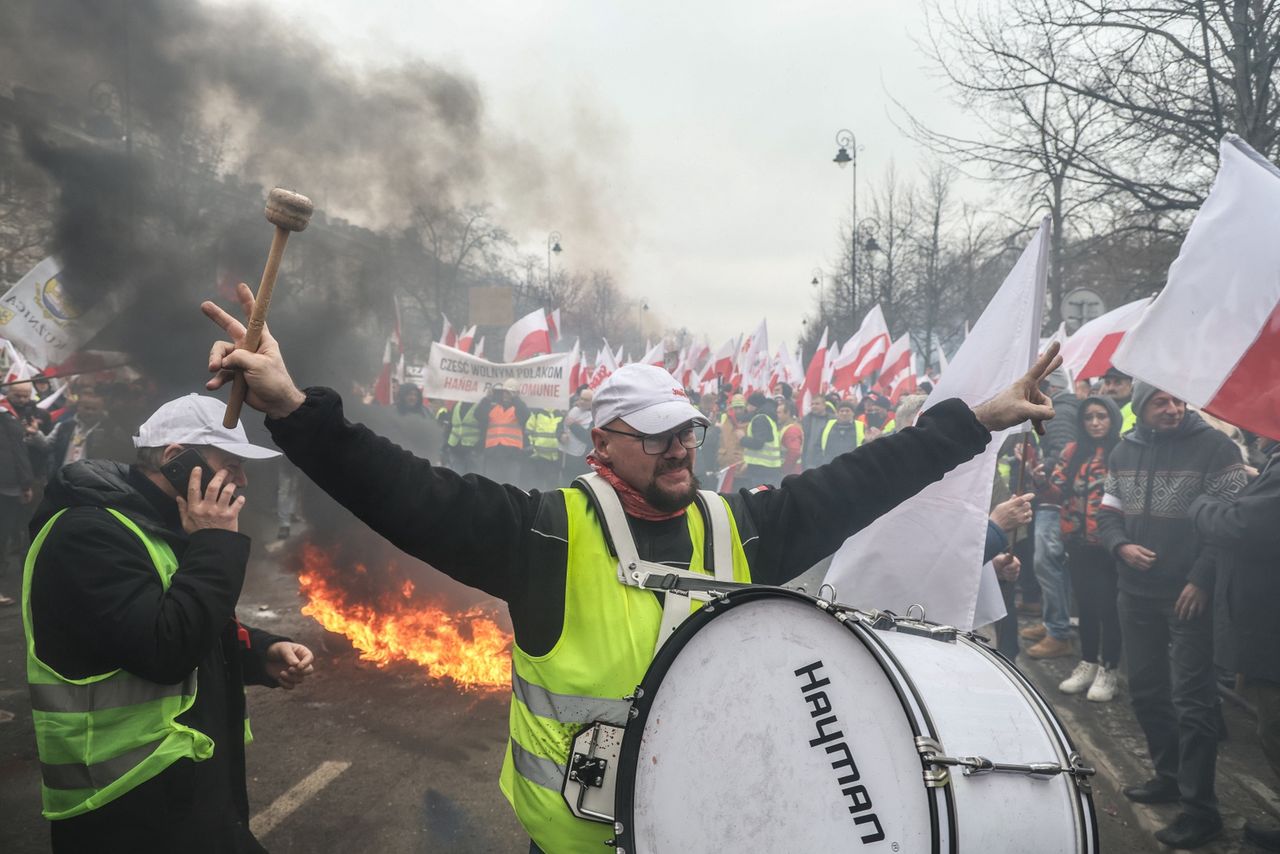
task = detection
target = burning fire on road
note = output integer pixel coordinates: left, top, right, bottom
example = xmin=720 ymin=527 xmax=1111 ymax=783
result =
xmin=296 ymin=543 xmax=512 ymax=692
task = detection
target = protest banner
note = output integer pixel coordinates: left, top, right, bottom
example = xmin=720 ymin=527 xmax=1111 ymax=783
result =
xmin=0 ymin=257 xmax=126 ymax=368
xmin=425 ymin=342 xmax=573 ymax=409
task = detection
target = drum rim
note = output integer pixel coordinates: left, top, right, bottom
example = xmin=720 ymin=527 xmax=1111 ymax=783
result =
xmin=612 ymin=585 xmax=949 ymax=854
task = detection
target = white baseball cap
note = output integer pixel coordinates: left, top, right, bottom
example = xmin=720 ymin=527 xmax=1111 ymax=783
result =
xmin=133 ymin=394 xmax=282 ymax=460
xmin=592 ymin=365 xmax=709 ymax=434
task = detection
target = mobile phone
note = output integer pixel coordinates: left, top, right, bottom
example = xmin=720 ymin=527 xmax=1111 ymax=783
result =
xmin=160 ymin=448 xmax=217 ymax=497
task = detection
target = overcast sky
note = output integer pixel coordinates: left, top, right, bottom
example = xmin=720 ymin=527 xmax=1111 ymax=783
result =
xmin=271 ymin=0 xmax=978 ymax=348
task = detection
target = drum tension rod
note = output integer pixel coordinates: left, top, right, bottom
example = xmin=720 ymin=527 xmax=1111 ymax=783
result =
xmin=915 ymin=737 xmax=1097 ymax=785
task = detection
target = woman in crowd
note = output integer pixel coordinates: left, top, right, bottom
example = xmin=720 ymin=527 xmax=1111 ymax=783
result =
xmin=1040 ymin=394 xmax=1125 ymax=701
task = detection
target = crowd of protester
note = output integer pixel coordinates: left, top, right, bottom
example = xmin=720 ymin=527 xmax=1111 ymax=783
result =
xmin=4 ymin=358 xmax=1277 ymax=851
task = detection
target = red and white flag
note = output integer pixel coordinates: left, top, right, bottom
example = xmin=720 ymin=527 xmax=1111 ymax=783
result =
xmin=711 ymin=336 xmax=738 ymax=382
xmin=547 ymin=308 xmax=562 ymax=343
xmin=800 ymin=327 xmax=829 ymax=412
xmin=829 ymin=335 xmax=863 ymax=392
xmin=504 ymin=308 xmax=552 ymax=362
xmin=848 ymin=304 xmax=891 ymax=383
xmin=1114 ymin=135 xmax=1280 ymax=440
xmin=741 ymin=318 xmax=768 ymax=376
xmin=456 ymin=324 xmax=477 ymax=354
xmin=589 ymin=341 xmax=620 ymax=389
xmin=640 ymin=340 xmax=665 ymax=367
xmin=473 ymin=335 xmax=486 ymax=359
xmin=1060 ymin=298 xmax=1152 ymax=381
xmin=439 ymin=313 xmax=457 ymax=348
xmin=878 ymin=332 xmax=916 ymax=403
xmin=372 ymin=337 xmax=395 ymax=405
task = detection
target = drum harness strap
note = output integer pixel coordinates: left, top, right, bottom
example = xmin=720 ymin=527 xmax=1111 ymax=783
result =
xmin=575 ymin=472 xmax=745 ymax=658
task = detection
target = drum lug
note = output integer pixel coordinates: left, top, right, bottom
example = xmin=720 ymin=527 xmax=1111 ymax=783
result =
xmin=915 ymin=736 xmax=952 ymax=788
xmin=1068 ymin=751 xmax=1096 ymax=793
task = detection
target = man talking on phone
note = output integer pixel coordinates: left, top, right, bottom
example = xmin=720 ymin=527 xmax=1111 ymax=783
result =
xmin=21 ymin=393 xmax=315 ymax=853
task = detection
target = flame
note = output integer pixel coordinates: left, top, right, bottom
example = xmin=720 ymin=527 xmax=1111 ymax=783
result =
xmin=297 ymin=544 xmax=512 ymax=692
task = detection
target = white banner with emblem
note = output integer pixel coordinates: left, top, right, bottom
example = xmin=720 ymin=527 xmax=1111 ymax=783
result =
xmin=0 ymin=257 xmax=126 ymax=368
xmin=425 ymin=342 xmax=573 ymax=409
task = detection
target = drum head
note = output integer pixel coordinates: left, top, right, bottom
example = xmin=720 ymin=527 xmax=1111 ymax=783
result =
xmin=616 ymin=588 xmax=935 ymax=854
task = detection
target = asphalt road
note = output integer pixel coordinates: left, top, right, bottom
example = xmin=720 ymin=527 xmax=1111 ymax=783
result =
xmin=2 ymin=546 xmax=1277 ymax=853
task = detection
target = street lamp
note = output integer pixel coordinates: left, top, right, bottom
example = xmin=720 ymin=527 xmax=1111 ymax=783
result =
xmin=833 ymin=129 xmax=858 ymax=320
xmin=546 ymin=231 xmax=563 ymax=286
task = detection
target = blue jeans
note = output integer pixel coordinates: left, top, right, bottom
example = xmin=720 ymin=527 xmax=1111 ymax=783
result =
xmin=1033 ymin=505 xmax=1072 ymax=640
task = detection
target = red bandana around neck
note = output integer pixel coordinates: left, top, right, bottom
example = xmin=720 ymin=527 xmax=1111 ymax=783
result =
xmin=586 ymin=454 xmax=687 ymax=521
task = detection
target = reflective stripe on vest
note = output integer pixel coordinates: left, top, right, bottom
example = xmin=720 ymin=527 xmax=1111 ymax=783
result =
xmin=448 ymin=402 xmax=481 ymax=447
xmin=740 ymin=413 xmax=782 ymax=468
xmin=22 ymin=508 xmax=216 ymax=820
xmin=485 ymin=405 xmax=524 ymax=449
xmin=499 ymin=488 xmax=752 ymax=853
xmin=525 ymin=412 xmax=562 ymax=461
xmin=821 ymin=418 xmax=865 ymax=451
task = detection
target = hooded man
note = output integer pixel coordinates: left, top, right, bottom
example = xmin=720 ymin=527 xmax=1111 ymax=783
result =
xmin=22 ymin=394 xmax=314 ymax=852
xmin=1097 ymin=382 xmax=1249 ymax=849
xmin=202 ymin=282 xmax=1061 ymax=853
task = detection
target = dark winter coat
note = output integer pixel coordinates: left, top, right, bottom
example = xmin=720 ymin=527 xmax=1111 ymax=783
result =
xmin=1190 ymin=443 xmax=1280 ymax=681
xmin=26 ymin=460 xmax=287 ymax=853
xmin=1097 ymin=411 xmax=1249 ymax=600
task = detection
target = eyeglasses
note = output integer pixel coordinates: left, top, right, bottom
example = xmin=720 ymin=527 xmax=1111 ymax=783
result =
xmin=600 ymin=423 xmax=707 ymax=455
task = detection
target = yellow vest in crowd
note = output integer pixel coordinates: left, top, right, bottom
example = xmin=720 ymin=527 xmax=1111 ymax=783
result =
xmin=526 ymin=411 xmax=563 ymax=461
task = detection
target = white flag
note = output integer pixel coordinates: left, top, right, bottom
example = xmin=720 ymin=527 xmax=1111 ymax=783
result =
xmin=824 ymin=219 xmax=1050 ymax=631
xmin=0 ymin=257 xmax=127 ymax=369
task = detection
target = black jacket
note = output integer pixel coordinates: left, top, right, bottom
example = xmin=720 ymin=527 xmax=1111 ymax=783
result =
xmin=1191 ymin=444 xmax=1280 ymax=681
xmin=267 ymin=387 xmax=990 ymax=656
xmin=1097 ymin=412 xmax=1249 ymax=599
xmin=27 ymin=460 xmax=286 ymax=853
xmin=0 ymin=410 xmax=33 ymax=492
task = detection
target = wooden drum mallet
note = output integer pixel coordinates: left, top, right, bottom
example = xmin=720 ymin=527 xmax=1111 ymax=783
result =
xmin=222 ymin=187 xmax=314 ymax=428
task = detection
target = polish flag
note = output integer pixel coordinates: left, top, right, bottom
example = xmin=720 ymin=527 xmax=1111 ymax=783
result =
xmin=566 ymin=339 xmax=583 ymax=389
xmin=589 ymin=341 xmax=619 ymax=389
xmin=439 ymin=313 xmax=457 ymax=348
xmin=456 ymin=325 xmax=477 ymax=354
xmin=829 ymin=335 xmax=864 ymax=392
xmin=741 ymin=318 xmax=768 ymax=377
xmin=848 ymin=305 xmax=891 ymax=383
xmin=878 ymin=333 xmax=916 ymax=403
xmin=800 ymin=327 xmax=829 ymax=411
xmin=1060 ymin=298 xmax=1152 ymax=380
xmin=547 ymin=308 xmax=562 ymax=343
xmin=372 ymin=338 xmax=394 ymax=405
xmin=711 ymin=336 xmax=738 ymax=382
xmin=504 ymin=308 xmax=552 ymax=362
xmin=640 ymin=340 xmax=665 ymax=367
xmin=473 ymin=336 xmax=486 ymax=359
xmin=1114 ymin=135 xmax=1280 ymax=440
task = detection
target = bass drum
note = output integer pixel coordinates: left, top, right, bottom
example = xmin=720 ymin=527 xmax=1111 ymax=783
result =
xmin=612 ymin=587 xmax=1098 ymax=853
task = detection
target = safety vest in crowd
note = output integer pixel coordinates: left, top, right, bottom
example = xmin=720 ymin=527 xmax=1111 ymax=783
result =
xmin=22 ymin=509 xmax=247 ymax=820
xmin=499 ymin=488 xmax=752 ymax=852
xmin=1120 ymin=401 xmax=1137 ymax=434
xmin=821 ymin=418 xmax=866 ymax=451
xmin=740 ymin=413 xmax=782 ymax=469
xmin=526 ymin=411 xmax=563 ymax=461
xmin=485 ymin=405 xmax=524 ymax=449
xmin=448 ymin=402 xmax=481 ymax=448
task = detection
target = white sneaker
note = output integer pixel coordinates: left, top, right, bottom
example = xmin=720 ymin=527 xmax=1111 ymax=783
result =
xmin=1087 ymin=667 xmax=1119 ymax=702
xmin=1059 ymin=661 xmax=1098 ymax=694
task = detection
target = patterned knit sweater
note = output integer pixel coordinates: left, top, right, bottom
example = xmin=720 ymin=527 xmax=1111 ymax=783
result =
xmin=1098 ymin=411 xmax=1248 ymax=599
